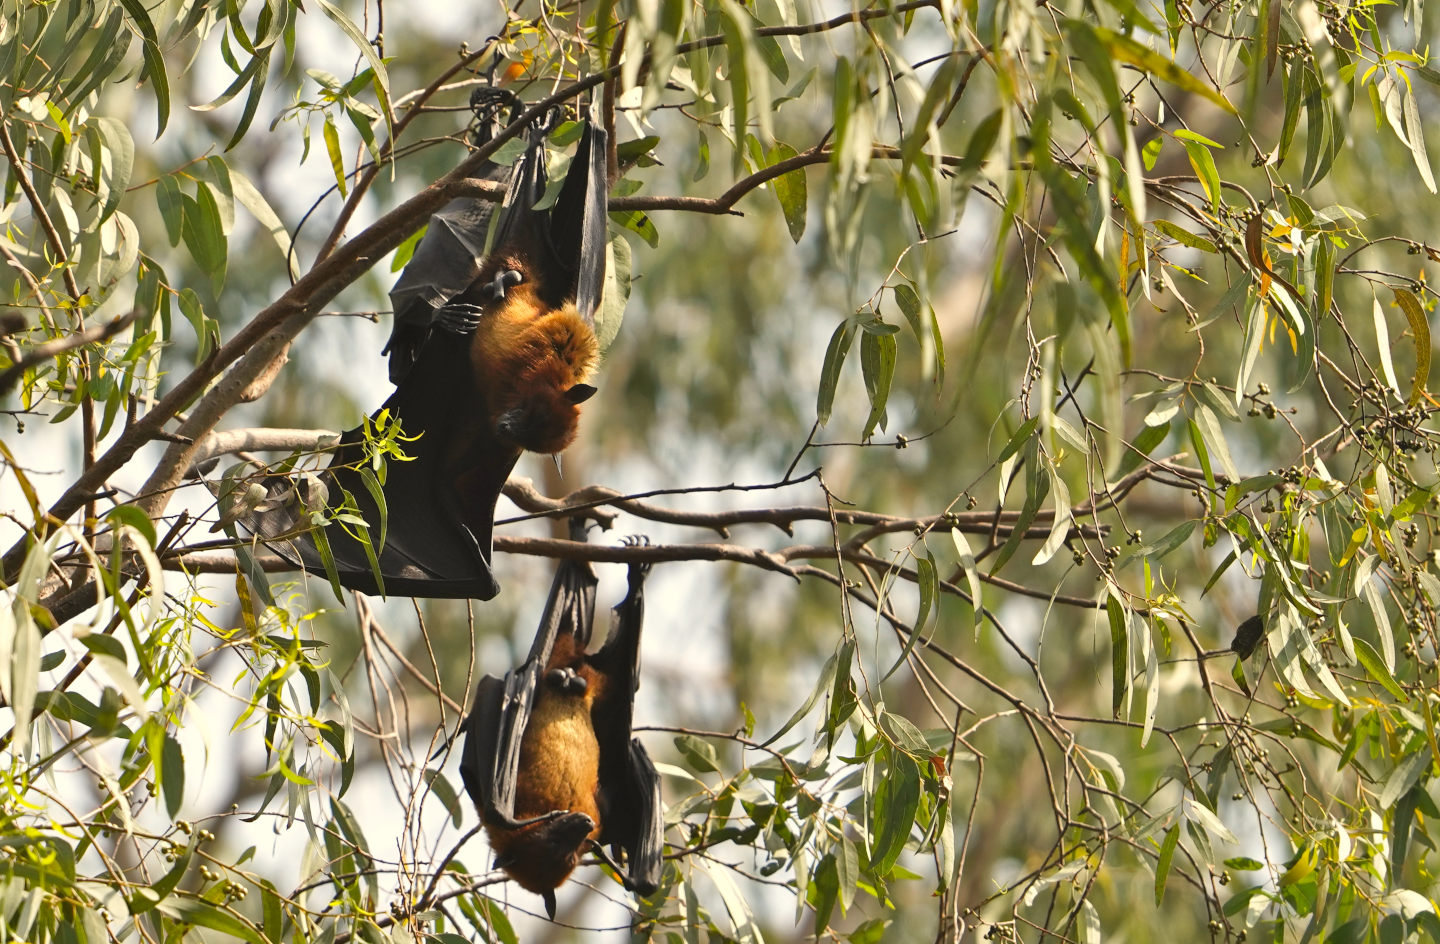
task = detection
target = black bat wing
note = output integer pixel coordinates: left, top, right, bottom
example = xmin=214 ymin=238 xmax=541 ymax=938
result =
xmin=248 ymin=336 xmax=506 ymax=600
xmin=385 ymin=198 xmax=496 ymax=385
xmin=621 ymin=739 xmax=664 ymax=895
xmin=452 ymin=113 xmax=608 ymax=322
xmin=460 ymin=539 xmax=599 ymax=823
xmin=590 ymin=559 xmax=660 ymax=891
xmin=385 ymin=85 xmax=520 ymax=385
xmin=550 ymin=107 xmax=608 ymax=324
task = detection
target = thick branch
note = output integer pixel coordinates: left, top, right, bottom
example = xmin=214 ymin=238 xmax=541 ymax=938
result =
xmin=186 ymin=428 xmax=341 ymax=475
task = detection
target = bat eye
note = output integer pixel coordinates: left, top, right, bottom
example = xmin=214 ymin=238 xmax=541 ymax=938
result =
xmin=564 ymin=383 xmax=597 ymax=404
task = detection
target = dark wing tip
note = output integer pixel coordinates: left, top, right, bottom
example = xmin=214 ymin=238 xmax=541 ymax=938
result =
xmin=568 ymin=120 xmax=609 ymax=325
xmin=624 ymin=738 xmax=664 ymax=896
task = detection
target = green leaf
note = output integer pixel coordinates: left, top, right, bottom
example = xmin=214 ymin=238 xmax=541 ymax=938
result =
xmin=1121 ymin=520 xmax=1196 ymax=568
xmin=106 ymin=504 xmax=156 ymax=548
xmin=886 ymin=554 xmax=937 ymax=682
xmin=1353 ymin=637 xmax=1406 ymax=700
xmin=990 ymin=440 xmax=1047 ymax=575
xmin=997 ymin=416 xmax=1040 ymax=463
xmin=1152 ymin=218 xmax=1217 ymax=253
xmin=859 ymin=329 xmax=895 ymax=438
xmin=609 ymin=208 xmax=659 ymax=247
xmin=86 ymin=117 xmax=134 ymax=224
xmin=765 ymin=642 xmax=845 ymax=747
xmin=951 ymin=527 xmax=983 ymax=631
xmin=1393 ymin=288 xmax=1431 ymax=405
xmin=894 ymin=282 xmax=923 ymax=341
xmin=700 ymin=855 xmax=765 ymax=943
xmin=718 ymin=0 xmax=758 ymax=169
xmin=322 ymin=115 xmax=347 ymax=197
xmin=961 ymin=109 xmax=1003 ymax=172
xmin=812 ymin=853 xmax=839 ymax=933
xmin=1175 ymin=130 xmax=1224 ymax=213
xmin=1192 ymin=403 xmax=1239 ymax=483
xmin=155 ymin=175 xmax=184 ymax=247
xmin=155 ymin=899 xmax=265 ymax=944
xmin=1114 ymin=419 xmax=1171 ymax=480
xmin=1031 ymin=461 xmax=1072 ymax=566
xmin=594 ymin=232 xmax=632 ymax=353
xmin=183 ymin=185 xmax=228 ymax=287
xmin=315 ymin=0 xmax=393 ymax=143
xmin=421 ymin=768 xmax=464 ymax=828
xmin=675 ymin=734 xmax=720 ymax=773
xmin=160 ymin=733 xmax=184 ymax=818
xmin=230 ymin=168 xmax=298 ymax=279
xmin=1084 ymin=24 xmax=1236 ymax=114
xmin=769 ymin=142 xmax=807 ymax=242
xmin=836 ymin=834 xmax=859 ymax=913
xmin=870 ymin=752 xmax=921 ymax=874
xmin=1109 ymin=594 xmax=1129 ymax=715
xmin=1401 ymin=85 xmax=1437 ymax=193
xmin=816 ymin=320 xmax=855 ymax=426
xmin=117 ymin=0 xmax=169 ymax=135
xmin=177 ymin=289 xmax=218 ymax=363
xmin=1155 ymin=823 xmax=1180 ymax=905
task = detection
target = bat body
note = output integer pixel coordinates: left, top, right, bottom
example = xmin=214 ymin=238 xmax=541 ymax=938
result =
xmin=242 ymin=98 xmax=610 ymax=599
xmin=461 ymin=535 xmax=662 ymax=917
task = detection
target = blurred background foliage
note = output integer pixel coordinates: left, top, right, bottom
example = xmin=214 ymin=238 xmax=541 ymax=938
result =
xmin=4 ymin=0 xmax=1440 ymax=940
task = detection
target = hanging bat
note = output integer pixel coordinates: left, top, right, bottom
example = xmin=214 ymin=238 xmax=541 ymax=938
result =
xmin=244 ymin=97 xmax=610 ymax=599
xmin=460 ymin=532 xmax=662 ymax=918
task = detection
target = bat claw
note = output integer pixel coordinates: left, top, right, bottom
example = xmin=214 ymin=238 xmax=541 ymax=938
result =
xmin=479 ymin=268 xmax=524 ymax=302
xmin=434 ymin=305 xmax=483 ymax=334
xmin=545 ymin=667 xmax=588 ymax=695
xmin=621 ymin=535 xmax=653 ymax=583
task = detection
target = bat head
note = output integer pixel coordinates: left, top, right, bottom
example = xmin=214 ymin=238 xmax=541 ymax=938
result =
xmin=494 ymin=381 xmax=595 ymax=453
xmin=489 ymin=810 xmax=597 ymax=899
xmin=486 ymin=303 xmax=600 ymax=454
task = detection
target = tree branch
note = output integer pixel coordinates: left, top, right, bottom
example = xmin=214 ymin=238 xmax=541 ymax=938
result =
xmin=0 ymin=310 xmax=139 ymax=397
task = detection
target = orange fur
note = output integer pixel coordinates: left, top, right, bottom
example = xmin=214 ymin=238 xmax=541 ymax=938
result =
xmin=468 ymin=259 xmax=600 ymax=455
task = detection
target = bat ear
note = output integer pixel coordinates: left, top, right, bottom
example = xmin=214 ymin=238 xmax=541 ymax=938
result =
xmin=565 ymin=383 xmax=597 ymax=404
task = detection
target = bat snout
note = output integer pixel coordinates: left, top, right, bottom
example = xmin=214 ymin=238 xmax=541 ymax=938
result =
xmin=494 ymin=398 xmax=582 ymax=455
xmin=551 ymin=811 xmax=597 ymax=845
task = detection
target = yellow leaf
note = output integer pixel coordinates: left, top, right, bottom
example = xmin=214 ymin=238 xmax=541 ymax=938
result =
xmin=1393 ymin=287 xmax=1431 ymax=405
xmin=1279 ymin=843 xmax=1319 ymax=887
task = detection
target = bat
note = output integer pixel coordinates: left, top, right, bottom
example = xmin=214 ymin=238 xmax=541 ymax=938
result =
xmin=460 ymin=531 xmax=663 ymax=918
xmin=243 ymin=95 xmax=610 ymax=600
